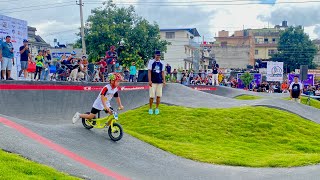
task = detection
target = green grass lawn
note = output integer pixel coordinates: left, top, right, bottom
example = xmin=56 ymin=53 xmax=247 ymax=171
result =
xmin=0 ymin=150 xmax=79 ymax=180
xmin=120 ymin=105 xmax=320 ymax=167
xmin=234 ymin=95 xmax=262 ymax=100
xmin=283 ymin=96 xmax=320 ymax=109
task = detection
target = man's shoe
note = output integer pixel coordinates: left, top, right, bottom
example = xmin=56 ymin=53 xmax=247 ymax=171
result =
xmin=155 ymin=108 xmax=160 ymax=115
xmin=148 ymin=109 xmax=153 ymax=115
xmin=72 ymin=112 xmax=81 ymax=124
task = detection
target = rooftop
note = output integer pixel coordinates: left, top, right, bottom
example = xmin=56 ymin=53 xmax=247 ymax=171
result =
xmin=160 ymin=28 xmax=200 ymax=37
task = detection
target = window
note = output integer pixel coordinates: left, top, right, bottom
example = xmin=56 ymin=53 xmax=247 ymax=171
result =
xmin=165 ymin=32 xmax=175 ymax=39
xmin=268 ymin=49 xmax=276 ymax=56
xmin=272 ymin=38 xmax=276 ymax=43
xmin=255 ymin=50 xmax=259 ymax=55
xmin=264 ymin=38 xmax=269 ymax=43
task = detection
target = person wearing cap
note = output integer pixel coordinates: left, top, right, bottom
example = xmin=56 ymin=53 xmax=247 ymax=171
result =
xmin=0 ymin=36 xmax=15 ymax=80
xmin=105 ymin=45 xmax=118 ymax=73
xmin=147 ymin=50 xmax=166 ymax=115
xmin=289 ymin=75 xmax=304 ymax=103
xmin=19 ymin=39 xmax=31 ymax=79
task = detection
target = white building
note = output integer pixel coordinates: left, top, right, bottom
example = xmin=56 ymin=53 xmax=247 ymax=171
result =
xmin=160 ymin=28 xmax=201 ymax=70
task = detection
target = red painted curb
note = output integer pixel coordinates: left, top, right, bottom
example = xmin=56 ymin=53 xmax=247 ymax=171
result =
xmin=0 ymin=117 xmax=130 ymax=180
xmin=0 ymin=84 xmax=149 ymax=91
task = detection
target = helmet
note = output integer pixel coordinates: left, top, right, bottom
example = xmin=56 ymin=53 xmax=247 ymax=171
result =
xmin=71 ymin=51 xmax=76 ymax=55
xmin=108 ymin=73 xmax=122 ymax=81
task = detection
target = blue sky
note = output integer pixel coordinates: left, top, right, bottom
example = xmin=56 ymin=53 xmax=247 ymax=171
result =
xmin=259 ymin=0 xmax=277 ymax=4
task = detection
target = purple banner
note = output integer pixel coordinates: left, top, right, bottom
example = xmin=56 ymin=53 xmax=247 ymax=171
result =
xmin=237 ymin=73 xmax=262 ymax=89
xmin=288 ymin=74 xmax=314 ymax=86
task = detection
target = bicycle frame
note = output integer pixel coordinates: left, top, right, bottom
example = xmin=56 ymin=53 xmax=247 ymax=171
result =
xmin=85 ymin=111 xmax=119 ymax=131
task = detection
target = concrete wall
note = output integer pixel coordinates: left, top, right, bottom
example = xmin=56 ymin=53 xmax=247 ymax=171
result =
xmin=313 ymin=52 xmax=320 ymax=67
xmin=210 ymin=46 xmax=250 ymax=69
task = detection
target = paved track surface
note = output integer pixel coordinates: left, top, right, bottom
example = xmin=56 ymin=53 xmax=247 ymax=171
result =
xmin=0 ymin=81 xmax=319 ymax=180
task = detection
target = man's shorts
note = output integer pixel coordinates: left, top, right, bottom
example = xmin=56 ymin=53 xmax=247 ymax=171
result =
xmin=20 ymin=61 xmax=28 ymax=70
xmin=1 ymin=57 xmax=13 ymax=71
xmin=149 ymin=83 xmax=163 ymax=98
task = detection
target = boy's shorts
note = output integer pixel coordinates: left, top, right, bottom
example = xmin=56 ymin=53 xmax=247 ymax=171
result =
xmin=149 ymin=83 xmax=163 ymax=98
xmin=21 ymin=61 xmax=28 ymax=70
xmin=91 ymin=107 xmax=113 ymax=114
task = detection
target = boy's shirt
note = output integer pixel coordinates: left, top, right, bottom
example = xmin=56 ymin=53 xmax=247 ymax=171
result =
xmin=35 ymin=55 xmax=44 ymax=67
xmin=93 ymin=84 xmax=119 ymax=110
xmin=130 ymin=65 xmax=136 ymax=75
xmin=97 ymin=61 xmax=107 ymax=73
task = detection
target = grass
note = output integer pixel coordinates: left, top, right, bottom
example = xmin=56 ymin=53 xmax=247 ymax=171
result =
xmin=283 ymin=96 xmax=320 ymax=109
xmin=234 ymin=95 xmax=262 ymax=100
xmin=0 ymin=150 xmax=79 ymax=180
xmin=120 ymin=104 xmax=320 ymax=167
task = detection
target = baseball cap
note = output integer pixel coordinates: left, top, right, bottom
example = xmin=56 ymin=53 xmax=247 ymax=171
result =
xmin=23 ymin=39 xmax=28 ymax=43
xmin=155 ymin=50 xmax=161 ymax=56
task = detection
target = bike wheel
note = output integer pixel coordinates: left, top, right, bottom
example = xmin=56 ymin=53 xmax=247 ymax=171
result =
xmin=108 ymin=123 xmax=123 ymax=141
xmin=82 ymin=112 xmax=95 ymax=129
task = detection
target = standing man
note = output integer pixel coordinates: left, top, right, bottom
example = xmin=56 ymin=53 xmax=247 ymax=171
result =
xmin=212 ymin=65 xmax=219 ymax=86
xmin=105 ymin=45 xmax=118 ymax=73
xmin=19 ymin=39 xmax=31 ymax=79
xmin=148 ymin=50 xmax=166 ymax=115
xmin=0 ymin=36 xmax=15 ymax=80
xmin=289 ymin=75 xmax=304 ymax=103
xmin=165 ymin=63 xmax=171 ymax=78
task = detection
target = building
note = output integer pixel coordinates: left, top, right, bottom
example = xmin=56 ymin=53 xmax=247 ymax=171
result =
xmin=27 ymin=26 xmax=51 ymax=57
xmin=212 ymin=21 xmax=288 ymax=69
xmin=213 ymin=29 xmax=255 ymax=68
xmin=160 ymin=28 xmax=201 ymax=70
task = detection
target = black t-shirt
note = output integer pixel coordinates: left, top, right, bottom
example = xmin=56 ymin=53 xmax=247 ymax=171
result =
xmin=19 ymin=46 xmax=29 ymax=61
xmin=291 ymin=83 xmax=301 ymax=98
xmin=212 ymin=68 xmax=218 ymax=74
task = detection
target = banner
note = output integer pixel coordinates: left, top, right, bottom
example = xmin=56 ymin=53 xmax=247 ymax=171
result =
xmin=267 ymin=61 xmax=284 ymax=82
xmin=288 ymin=74 xmax=314 ymax=86
xmin=0 ymin=15 xmax=28 ymax=79
xmin=237 ymin=73 xmax=262 ymax=89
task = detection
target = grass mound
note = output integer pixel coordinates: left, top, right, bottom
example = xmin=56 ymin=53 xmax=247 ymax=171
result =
xmin=121 ymin=105 xmax=320 ymax=167
xmin=283 ymin=96 xmax=320 ymax=109
xmin=0 ymin=150 xmax=79 ymax=179
xmin=234 ymin=95 xmax=262 ymax=100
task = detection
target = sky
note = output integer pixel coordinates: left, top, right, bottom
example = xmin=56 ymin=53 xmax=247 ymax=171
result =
xmin=1 ymin=0 xmax=319 ymax=45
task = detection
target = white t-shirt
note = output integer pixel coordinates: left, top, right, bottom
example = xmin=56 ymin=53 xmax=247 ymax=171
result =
xmin=92 ymin=84 xmax=118 ymax=110
xmin=289 ymin=82 xmax=303 ymax=90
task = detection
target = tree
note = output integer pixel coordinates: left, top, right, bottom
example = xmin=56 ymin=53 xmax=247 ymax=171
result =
xmin=240 ymin=72 xmax=253 ymax=89
xmin=272 ymin=26 xmax=318 ymax=72
xmin=75 ymin=1 xmax=168 ymax=68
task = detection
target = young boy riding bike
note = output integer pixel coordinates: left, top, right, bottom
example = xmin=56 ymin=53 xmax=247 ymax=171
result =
xmin=72 ymin=73 xmax=124 ymax=124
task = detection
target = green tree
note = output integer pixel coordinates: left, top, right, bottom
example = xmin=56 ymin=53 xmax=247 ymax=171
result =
xmin=75 ymin=1 xmax=168 ymax=68
xmin=272 ymin=26 xmax=318 ymax=72
xmin=240 ymin=72 xmax=254 ymax=89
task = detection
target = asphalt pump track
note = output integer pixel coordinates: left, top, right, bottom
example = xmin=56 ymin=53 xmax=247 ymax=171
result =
xmin=0 ymin=81 xmax=319 ymax=180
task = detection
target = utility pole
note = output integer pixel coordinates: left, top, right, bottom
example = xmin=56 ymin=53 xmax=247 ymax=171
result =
xmin=77 ymin=0 xmax=86 ymax=55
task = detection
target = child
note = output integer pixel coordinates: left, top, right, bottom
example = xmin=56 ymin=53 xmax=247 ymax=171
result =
xmin=96 ymin=57 xmax=107 ymax=82
xmin=34 ymin=50 xmax=44 ymax=81
xmin=72 ymin=73 xmax=124 ymax=124
xmin=129 ymin=62 xmax=137 ymax=82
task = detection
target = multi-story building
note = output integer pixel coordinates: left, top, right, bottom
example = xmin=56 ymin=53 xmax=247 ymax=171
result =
xmin=160 ymin=28 xmax=201 ymax=70
xmin=27 ymin=26 xmax=51 ymax=57
xmin=213 ymin=30 xmax=255 ymax=68
xmin=211 ymin=21 xmax=288 ymax=69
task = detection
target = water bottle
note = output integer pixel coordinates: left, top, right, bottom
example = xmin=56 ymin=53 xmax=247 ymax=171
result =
xmin=114 ymin=112 xmax=118 ymax=120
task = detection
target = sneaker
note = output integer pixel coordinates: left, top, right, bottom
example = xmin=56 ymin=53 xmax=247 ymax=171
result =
xmin=7 ymin=77 xmax=14 ymax=80
xmin=155 ymin=108 xmax=160 ymax=115
xmin=72 ymin=112 xmax=81 ymax=124
xmin=148 ymin=109 xmax=153 ymax=115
